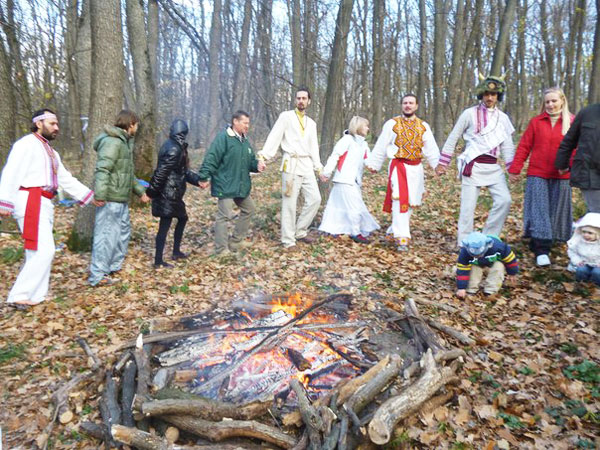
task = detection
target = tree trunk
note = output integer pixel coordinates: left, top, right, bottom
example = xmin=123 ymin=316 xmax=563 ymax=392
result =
xmin=446 ymin=0 xmax=468 ymax=122
xmin=0 ymin=0 xmax=31 ymax=134
xmin=540 ymin=0 xmax=555 ymax=87
xmin=74 ymin=0 xmax=92 ymax=155
xmin=589 ymin=0 xmax=600 ymax=103
xmin=126 ymin=0 xmax=158 ymax=178
xmin=258 ymin=0 xmax=274 ymax=128
xmin=489 ymin=0 xmax=517 ymax=76
xmin=0 ymin=33 xmax=15 ymax=164
xmin=320 ymin=0 xmax=354 ymax=162
xmin=207 ymin=0 xmax=223 ymax=142
xmin=432 ymin=0 xmax=447 ymax=143
xmin=69 ymin=0 xmax=125 ymax=251
xmin=147 ymin=1 xmax=159 ymax=93
xmin=371 ymin=0 xmax=385 ymax=137
xmin=65 ymin=0 xmax=85 ymax=157
xmin=572 ymin=0 xmax=586 ymax=112
xmin=288 ymin=0 xmax=303 ymax=88
xmin=232 ymin=0 xmax=252 ymax=111
xmin=417 ymin=0 xmax=428 ymax=118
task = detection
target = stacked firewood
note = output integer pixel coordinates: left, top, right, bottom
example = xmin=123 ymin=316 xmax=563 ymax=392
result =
xmin=57 ymin=296 xmax=468 ymax=449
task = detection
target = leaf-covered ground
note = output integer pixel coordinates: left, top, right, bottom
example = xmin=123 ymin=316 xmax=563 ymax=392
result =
xmin=0 ymin=156 xmax=598 ymax=449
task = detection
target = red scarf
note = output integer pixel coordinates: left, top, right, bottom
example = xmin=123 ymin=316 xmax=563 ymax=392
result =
xmin=19 ymin=187 xmax=55 ymax=250
xmin=383 ymin=158 xmax=421 ymax=213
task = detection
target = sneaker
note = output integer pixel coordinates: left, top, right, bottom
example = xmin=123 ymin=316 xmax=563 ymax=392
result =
xmin=536 ymin=254 xmax=551 ymax=266
xmin=351 ymin=234 xmax=369 ymax=244
xmin=297 ymin=235 xmax=316 ymax=244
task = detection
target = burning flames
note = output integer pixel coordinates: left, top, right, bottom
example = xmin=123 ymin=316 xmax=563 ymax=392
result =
xmin=158 ymin=293 xmax=365 ymax=406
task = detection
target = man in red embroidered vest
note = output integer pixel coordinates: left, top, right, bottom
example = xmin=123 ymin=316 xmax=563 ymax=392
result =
xmin=366 ymin=94 xmax=440 ymax=251
xmin=0 ymin=108 xmax=100 ymax=308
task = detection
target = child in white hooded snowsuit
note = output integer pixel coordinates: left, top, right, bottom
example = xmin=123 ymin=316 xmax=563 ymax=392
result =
xmin=567 ymin=212 xmax=600 ymax=285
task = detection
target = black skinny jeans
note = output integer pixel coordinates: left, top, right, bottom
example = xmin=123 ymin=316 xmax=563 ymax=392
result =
xmin=155 ymin=216 xmax=187 ymax=264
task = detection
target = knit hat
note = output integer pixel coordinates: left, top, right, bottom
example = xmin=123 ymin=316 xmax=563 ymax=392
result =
xmin=462 ymin=232 xmax=493 ymax=257
xmin=475 ymin=73 xmax=506 ymax=101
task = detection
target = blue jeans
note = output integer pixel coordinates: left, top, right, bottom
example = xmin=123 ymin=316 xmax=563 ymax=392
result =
xmin=575 ymin=265 xmax=600 ymax=285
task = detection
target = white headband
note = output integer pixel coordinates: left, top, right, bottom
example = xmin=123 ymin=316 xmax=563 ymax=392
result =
xmin=32 ymin=112 xmax=57 ymax=123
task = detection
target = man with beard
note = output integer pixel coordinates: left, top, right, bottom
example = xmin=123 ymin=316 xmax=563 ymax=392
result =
xmin=366 ymin=94 xmax=440 ymax=251
xmin=89 ymin=110 xmax=150 ymax=286
xmin=0 ymin=108 xmax=100 ymax=308
xmin=436 ymin=75 xmax=515 ymax=247
xmin=258 ymin=87 xmax=323 ymax=249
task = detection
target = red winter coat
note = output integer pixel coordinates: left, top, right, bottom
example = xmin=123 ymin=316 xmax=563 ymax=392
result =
xmin=508 ymin=112 xmax=574 ymax=179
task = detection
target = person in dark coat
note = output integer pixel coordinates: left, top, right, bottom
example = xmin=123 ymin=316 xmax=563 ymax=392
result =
xmin=146 ymin=119 xmax=200 ymax=268
xmin=555 ymin=103 xmax=600 ymax=212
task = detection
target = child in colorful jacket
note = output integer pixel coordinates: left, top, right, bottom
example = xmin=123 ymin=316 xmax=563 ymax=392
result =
xmin=567 ymin=212 xmax=600 ymax=285
xmin=456 ymin=232 xmax=519 ymax=297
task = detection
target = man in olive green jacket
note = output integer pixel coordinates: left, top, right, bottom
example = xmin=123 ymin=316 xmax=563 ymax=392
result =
xmin=89 ymin=110 xmax=149 ymax=286
xmin=198 ymin=110 xmax=265 ymax=255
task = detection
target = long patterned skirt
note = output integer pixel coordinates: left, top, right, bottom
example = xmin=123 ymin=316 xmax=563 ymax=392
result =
xmin=522 ymin=176 xmax=572 ymax=241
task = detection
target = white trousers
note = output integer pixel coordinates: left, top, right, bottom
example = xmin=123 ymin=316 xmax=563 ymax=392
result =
xmin=281 ymin=172 xmax=321 ymax=247
xmin=387 ymin=201 xmax=413 ymax=238
xmin=7 ymin=191 xmax=55 ymax=304
xmin=458 ymin=174 xmax=511 ymax=245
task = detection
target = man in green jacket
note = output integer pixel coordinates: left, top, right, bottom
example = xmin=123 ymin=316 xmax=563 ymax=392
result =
xmin=198 ymin=110 xmax=265 ymax=255
xmin=89 ymin=110 xmax=150 ymax=286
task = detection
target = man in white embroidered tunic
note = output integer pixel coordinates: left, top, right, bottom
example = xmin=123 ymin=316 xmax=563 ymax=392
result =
xmin=436 ymin=75 xmax=515 ymax=247
xmin=0 ymin=108 xmax=98 ymax=308
xmin=258 ymin=87 xmax=323 ymax=248
xmin=366 ymin=94 xmax=440 ymax=251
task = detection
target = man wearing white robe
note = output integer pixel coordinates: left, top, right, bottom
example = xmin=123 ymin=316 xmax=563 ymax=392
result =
xmin=366 ymin=94 xmax=440 ymax=251
xmin=0 ymin=108 xmax=99 ymax=307
xmin=436 ymin=75 xmax=515 ymax=247
xmin=258 ymin=88 xmax=323 ymax=248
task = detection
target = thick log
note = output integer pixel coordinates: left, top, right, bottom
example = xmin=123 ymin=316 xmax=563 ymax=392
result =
xmin=322 ymin=421 xmax=340 ymax=450
xmin=291 ymin=430 xmax=308 ymax=450
xmin=424 ymin=318 xmax=475 ymax=346
xmin=121 ymin=359 xmax=137 ymax=427
xmin=289 ymin=379 xmax=322 ymax=449
xmin=162 ymin=415 xmax=297 ymax=449
xmin=134 ymin=336 xmax=152 ymax=430
xmin=141 ymin=398 xmax=270 ymax=421
xmin=80 ymin=421 xmax=106 ymax=440
xmin=114 ymin=350 xmax=132 ymax=373
xmin=103 ymin=370 xmax=122 ymax=426
xmin=282 ymin=355 xmax=391 ymax=427
xmin=337 ymin=412 xmax=349 ymax=450
xmin=368 ymin=350 xmax=458 ymax=445
xmin=343 ymin=354 xmax=403 ymax=428
xmin=404 ymin=298 xmax=444 ymax=354
xmin=111 ymin=424 xmax=248 ymax=449
xmin=403 ymin=348 xmax=465 ymax=380
xmin=412 ymin=297 xmax=471 ymax=321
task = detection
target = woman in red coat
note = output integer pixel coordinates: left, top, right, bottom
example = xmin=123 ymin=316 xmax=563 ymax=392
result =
xmin=508 ymin=87 xmax=574 ymax=267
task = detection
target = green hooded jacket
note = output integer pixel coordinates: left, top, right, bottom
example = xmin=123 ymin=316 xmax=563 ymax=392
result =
xmin=198 ymin=127 xmax=259 ymax=198
xmin=93 ymin=125 xmax=145 ymax=202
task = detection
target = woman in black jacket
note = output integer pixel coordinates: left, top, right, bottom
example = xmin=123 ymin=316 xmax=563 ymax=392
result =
xmin=146 ymin=119 xmax=200 ymax=267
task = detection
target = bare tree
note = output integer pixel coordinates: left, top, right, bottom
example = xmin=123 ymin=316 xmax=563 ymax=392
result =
xmin=207 ymin=0 xmax=223 ymax=142
xmin=0 ymin=33 xmax=15 ymax=163
xmin=69 ymin=0 xmax=125 ymax=250
xmin=232 ymin=0 xmax=252 ymax=111
xmin=371 ymin=0 xmax=385 ymax=135
xmin=320 ymin=0 xmax=355 ymax=162
xmin=126 ymin=0 xmax=158 ymax=177
xmin=589 ymin=0 xmax=600 ymax=103
xmin=489 ymin=0 xmax=517 ymax=76
xmin=432 ymin=0 xmax=447 ymax=142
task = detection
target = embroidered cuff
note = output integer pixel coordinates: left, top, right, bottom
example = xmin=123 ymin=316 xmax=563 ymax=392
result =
xmin=79 ymin=190 xmax=94 ymax=207
xmin=0 ymin=199 xmax=14 ymax=213
xmin=439 ymin=153 xmax=452 ymax=165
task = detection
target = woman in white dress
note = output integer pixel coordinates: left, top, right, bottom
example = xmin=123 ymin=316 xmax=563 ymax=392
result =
xmin=318 ymin=116 xmax=380 ymax=242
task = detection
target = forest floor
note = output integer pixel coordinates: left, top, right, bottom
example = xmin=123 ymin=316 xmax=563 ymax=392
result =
xmin=0 ymin=153 xmax=598 ymax=449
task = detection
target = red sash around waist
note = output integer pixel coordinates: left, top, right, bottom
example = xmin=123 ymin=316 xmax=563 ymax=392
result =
xmin=462 ymin=154 xmax=498 ymax=177
xmin=383 ymin=158 xmax=421 ymax=214
xmin=19 ymin=187 xmax=55 ymax=251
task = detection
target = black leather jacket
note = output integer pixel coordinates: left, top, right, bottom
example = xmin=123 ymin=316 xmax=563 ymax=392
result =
xmin=146 ymin=120 xmax=200 ymax=218
xmin=555 ymin=103 xmax=600 ymax=190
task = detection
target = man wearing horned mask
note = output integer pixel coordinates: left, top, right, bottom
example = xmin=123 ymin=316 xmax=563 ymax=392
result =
xmin=436 ymin=74 xmax=516 ymax=247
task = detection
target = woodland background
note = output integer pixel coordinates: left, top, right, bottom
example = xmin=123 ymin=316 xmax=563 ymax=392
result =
xmin=0 ymin=0 xmax=599 ymax=448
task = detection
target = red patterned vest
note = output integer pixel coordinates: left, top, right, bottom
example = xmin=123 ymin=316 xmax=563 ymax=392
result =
xmin=392 ymin=116 xmax=426 ymax=160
